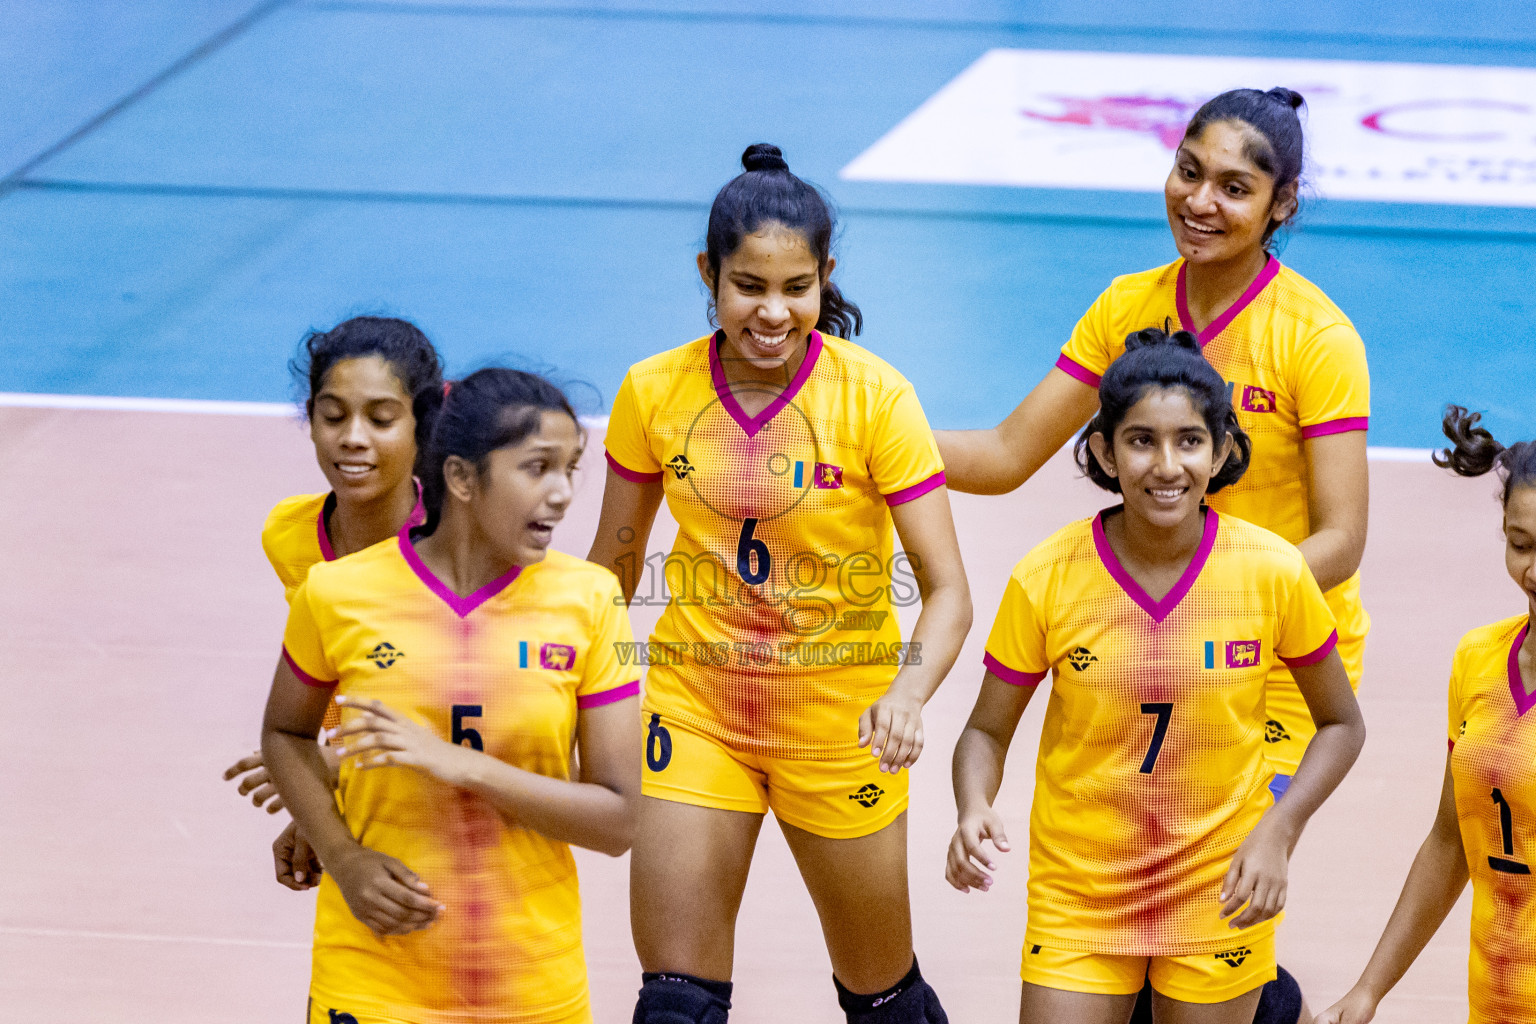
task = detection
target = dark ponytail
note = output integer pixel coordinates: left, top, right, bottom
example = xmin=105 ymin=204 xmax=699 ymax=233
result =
xmin=419 ymin=368 xmax=579 ymax=532
xmin=290 ymin=316 xmax=445 ymax=481
xmin=704 ymin=143 xmax=863 ymax=338
xmin=1075 ymin=325 xmax=1252 ymax=494
xmin=1435 ymin=405 xmax=1536 ymax=507
xmin=1182 ymin=87 xmax=1306 ymax=246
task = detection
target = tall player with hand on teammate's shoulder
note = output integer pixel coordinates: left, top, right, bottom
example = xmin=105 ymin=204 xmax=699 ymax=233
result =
xmin=591 ymin=144 xmax=971 ymax=1024
xmin=1319 ymin=410 xmax=1536 ymax=1024
xmin=949 ymin=328 xmax=1364 ymax=1024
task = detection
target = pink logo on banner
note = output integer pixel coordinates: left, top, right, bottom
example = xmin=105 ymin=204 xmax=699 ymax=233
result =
xmin=1226 ymin=640 xmax=1263 ymax=668
xmin=1022 ymin=95 xmax=1202 ymax=149
xmin=1241 ymin=386 xmax=1277 ymax=413
xmin=540 ymin=643 xmax=576 ymax=671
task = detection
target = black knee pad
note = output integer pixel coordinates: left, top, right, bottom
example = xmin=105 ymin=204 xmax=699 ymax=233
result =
xmin=1253 ymin=965 xmax=1303 ymax=1024
xmin=834 ymin=959 xmax=948 ymax=1023
xmin=633 ymin=972 xmax=732 ymax=1024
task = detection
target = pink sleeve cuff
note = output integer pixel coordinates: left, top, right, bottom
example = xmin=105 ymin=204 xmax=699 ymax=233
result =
xmin=577 ymin=679 xmax=640 ymax=709
xmin=282 ymin=645 xmax=337 ymax=689
xmin=983 ymin=651 xmax=1047 ymax=687
xmin=1055 ymin=353 xmax=1102 ymax=388
xmin=605 ymin=450 xmax=663 ymax=483
xmin=884 ymin=470 xmax=946 ymax=506
xmin=1279 ymin=630 xmax=1338 ymax=668
xmin=1300 ymin=416 xmax=1369 ymax=439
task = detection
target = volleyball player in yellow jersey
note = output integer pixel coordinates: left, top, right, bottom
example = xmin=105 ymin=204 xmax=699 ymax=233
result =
xmin=940 ymin=87 xmax=1369 ymax=791
xmin=224 ymin=318 xmax=442 ymax=892
xmin=262 ymin=369 xmax=640 ymax=1024
xmin=1320 ymin=410 xmax=1536 ymax=1024
xmin=590 ymin=145 xmax=971 ymax=1024
xmin=940 ymin=90 xmax=1368 ymax=1020
xmin=950 ymin=329 xmax=1364 ymax=1024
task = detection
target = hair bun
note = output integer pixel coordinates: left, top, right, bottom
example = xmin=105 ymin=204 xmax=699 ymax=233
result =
xmin=741 ymin=143 xmax=790 ymax=174
xmin=1266 ymin=86 xmax=1305 ymax=111
xmin=1124 ymin=324 xmax=1201 ymax=354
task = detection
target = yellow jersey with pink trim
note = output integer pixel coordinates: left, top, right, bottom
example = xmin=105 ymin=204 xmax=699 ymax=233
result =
xmin=604 ymin=331 xmax=946 ymax=759
xmin=1447 ymin=614 xmax=1536 ymax=1024
xmin=281 ymin=535 xmax=638 ymax=1023
xmin=1056 ymin=257 xmax=1370 ymax=655
xmin=983 ymin=509 xmax=1337 ymax=954
xmin=261 ymin=488 xmax=426 ymax=602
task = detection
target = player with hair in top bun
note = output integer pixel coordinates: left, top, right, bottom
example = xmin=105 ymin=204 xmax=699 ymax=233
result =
xmin=262 ymin=367 xmax=640 ymax=1024
xmin=591 ymin=144 xmax=971 ymax=1024
xmin=1320 ymin=409 xmax=1536 ymax=1024
xmin=224 ymin=316 xmax=441 ymax=887
xmin=950 ymin=328 xmax=1364 ymax=1024
xmin=939 ymin=87 xmax=1370 ymax=1022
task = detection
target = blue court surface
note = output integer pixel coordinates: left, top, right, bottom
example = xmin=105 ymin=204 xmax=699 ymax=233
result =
xmin=2 ymin=0 xmax=1532 ymax=447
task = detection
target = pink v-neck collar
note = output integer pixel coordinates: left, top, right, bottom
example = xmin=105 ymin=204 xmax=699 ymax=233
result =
xmin=317 ymin=480 xmax=426 ymax=562
xmin=1092 ymin=507 xmax=1220 ymax=624
xmin=1176 ymin=256 xmax=1280 ymax=346
xmin=397 ymin=525 xmax=522 ymax=619
xmin=708 ymin=329 xmax=824 ymax=438
xmin=1509 ymin=620 xmax=1534 ymax=717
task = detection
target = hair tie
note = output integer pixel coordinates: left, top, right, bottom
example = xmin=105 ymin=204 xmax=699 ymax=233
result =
xmin=442 ymin=381 xmax=453 ymax=398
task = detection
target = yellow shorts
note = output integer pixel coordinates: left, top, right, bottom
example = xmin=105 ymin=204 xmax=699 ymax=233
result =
xmin=1263 ymin=631 xmax=1365 ymax=774
xmin=308 ymin=995 xmax=589 ymax=1024
xmin=639 ymin=710 xmax=907 ymax=839
xmin=1019 ymin=931 xmax=1276 ymax=1004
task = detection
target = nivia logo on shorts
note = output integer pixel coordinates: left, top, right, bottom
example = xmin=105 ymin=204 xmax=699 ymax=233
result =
xmin=1067 ymin=646 xmax=1097 ymax=671
xmin=1214 ymin=947 xmax=1251 ymax=968
xmin=849 ymin=783 xmax=885 ymax=808
xmin=366 ymin=642 xmax=404 ymax=669
xmin=665 ymin=454 xmax=695 ymax=479
xmin=1264 ymin=719 xmax=1291 ymax=744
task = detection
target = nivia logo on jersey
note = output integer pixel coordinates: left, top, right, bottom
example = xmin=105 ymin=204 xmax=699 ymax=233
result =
xmin=514 ymin=641 xmax=577 ymax=671
xmin=366 ymin=642 xmax=404 ymax=668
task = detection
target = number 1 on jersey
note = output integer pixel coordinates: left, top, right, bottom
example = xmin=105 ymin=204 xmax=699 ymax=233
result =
xmin=1490 ymin=788 xmax=1531 ymax=874
xmin=1139 ymin=702 xmax=1173 ymax=774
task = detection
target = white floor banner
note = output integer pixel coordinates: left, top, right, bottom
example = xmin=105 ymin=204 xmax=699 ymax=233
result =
xmin=842 ymin=49 xmax=1536 ymax=207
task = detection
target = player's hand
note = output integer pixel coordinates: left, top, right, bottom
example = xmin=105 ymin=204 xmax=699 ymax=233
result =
xmin=223 ymin=750 xmax=285 ymax=813
xmin=331 ymin=697 xmax=474 ymax=787
xmin=1315 ymin=987 xmax=1378 ymax=1024
xmin=1219 ymin=817 xmax=1290 ymax=929
xmin=858 ymin=691 xmax=925 ymax=772
xmin=326 ymin=844 xmax=442 ymax=936
xmin=945 ymin=806 xmax=1011 ymax=893
xmin=273 ymin=820 xmax=323 ymax=891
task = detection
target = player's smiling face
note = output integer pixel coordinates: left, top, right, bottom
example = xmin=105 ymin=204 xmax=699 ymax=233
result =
xmin=1504 ymin=485 xmax=1536 ymax=616
xmin=310 ymin=355 xmax=417 ymax=505
xmin=701 ymin=222 xmax=828 ymax=379
xmin=1165 ymin=120 xmax=1295 ymax=265
xmin=466 ymin=410 xmax=583 ymax=567
xmin=1090 ymin=387 xmax=1232 ymax=531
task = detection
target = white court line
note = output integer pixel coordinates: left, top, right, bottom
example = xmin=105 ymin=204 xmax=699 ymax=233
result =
xmin=0 ymin=924 xmax=306 ymax=949
xmin=0 ymin=391 xmax=610 ymax=429
xmin=0 ymin=391 xmax=294 ymax=416
xmin=2 ymin=390 xmax=1416 ymax=458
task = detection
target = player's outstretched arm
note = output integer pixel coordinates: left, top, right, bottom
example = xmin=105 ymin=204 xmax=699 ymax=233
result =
xmin=1221 ymin=649 xmax=1365 ymax=929
xmin=586 ymin=466 xmax=664 ymax=605
xmin=935 ymin=367 xmax=1099 ymax=495
xmin=947 ymin=671 xmax=1037 ymax=893
xmin=860 ymin=487 xmax=973 ymax=773
xmin=261 ymin=660 xmax=442 ymax=936
xmin=1299 ymin=430 xmax=1370 ymax=592
xmin=333 ymin=693 xmax=641 ymax=857
xmin=1317 ymin=757 xmax=1468 ymax=1024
